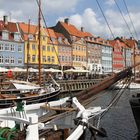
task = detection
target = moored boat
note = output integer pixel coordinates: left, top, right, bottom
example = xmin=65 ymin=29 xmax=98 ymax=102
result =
xmin=0 ymin=78 xmax=61 ymax=108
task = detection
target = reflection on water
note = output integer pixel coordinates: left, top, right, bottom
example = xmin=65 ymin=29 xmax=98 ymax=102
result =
xmin=87 ymin=89 xmax=138 ymax=140
xmin=56 ymin=89 xmax=138 ymax=139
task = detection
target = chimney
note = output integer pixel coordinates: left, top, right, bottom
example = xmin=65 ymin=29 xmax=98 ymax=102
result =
xmin=64 ymin=18 xmax=69 ymax=24
xmin=81 ymin=27 xmax=84 ymax=32
xmin=130 ymin=37 xmax=133 ymax=40
xmin=3 ymin=15 xmax=8 ymax=25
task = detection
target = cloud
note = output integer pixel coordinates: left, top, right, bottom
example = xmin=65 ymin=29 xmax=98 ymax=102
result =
xmin=43 ymin=0 xmax=80 ymax=13
xmin=105 ymin=0 xmax=115 ymax=6
xmin=57 ymin=8 xmax=140 ymax=39
xmin=0 ymin=0 xmax=80 ymax=23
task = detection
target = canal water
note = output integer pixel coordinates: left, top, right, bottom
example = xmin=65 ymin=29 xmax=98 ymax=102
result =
xmin=86 ymin=88 xmax=138 ymax=140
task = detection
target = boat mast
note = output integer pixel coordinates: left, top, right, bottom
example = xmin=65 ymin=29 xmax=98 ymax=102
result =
xmin=133 ymin=44 xmax=136 ymax=81
xmin=26 ymin=19 xmax=31 ymax=81
xmin=38 ymin=0 xmax=41 ymax=86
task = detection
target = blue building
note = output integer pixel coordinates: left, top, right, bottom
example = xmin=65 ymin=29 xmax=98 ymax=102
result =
xmin=0 ymin=16 xmax=24 ymax=68
xmin=101 ymin=41 xmax=113 ymax=74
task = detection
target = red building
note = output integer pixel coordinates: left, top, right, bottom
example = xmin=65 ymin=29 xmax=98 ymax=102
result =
xmin=109 ymin=38 xmax=124 ymax=72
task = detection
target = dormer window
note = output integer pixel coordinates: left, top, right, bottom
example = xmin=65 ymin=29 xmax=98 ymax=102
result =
xmin=2 ymin=31 xmax=8 ymax=40
xmin=58 ymin=37 xmax=62 ymax=43
xmin=72 ymin=36 xmax=76 ymax=41
xmin=28 ymin=34 xmax=34 ymax=40
xmin=14 ymin=33 xmax=20 ymax=41
xmin=50 ymin=37 xmax=55 ymax=43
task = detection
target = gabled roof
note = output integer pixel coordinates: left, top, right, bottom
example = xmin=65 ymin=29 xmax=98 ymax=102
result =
xmin=46 ymin=28 xmax=58 ymax=44
xmin=0 ymin=21 xmax=18 ymax=32
xmin=59 ymin=21 xmax=93 ymax=38
xmin=18 ymin=22 xmax=38 ymax=41
xmin=55 ymin=32 xmax=70 ymax=45
xmin=125 ymin=39 xmax=137 ymax=48
xmin=46 ymin=28 xmax=57 ymax=38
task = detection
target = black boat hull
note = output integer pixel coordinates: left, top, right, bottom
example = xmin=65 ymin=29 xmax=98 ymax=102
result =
xmin=0 ymin=89 xmax=60 ymax=108
xmin=130 ymin=94 xmax=140 ymax=140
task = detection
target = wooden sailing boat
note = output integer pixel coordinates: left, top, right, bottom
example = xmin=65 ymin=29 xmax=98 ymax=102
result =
xmin=0 ymin=0 xmax=60 ymax=109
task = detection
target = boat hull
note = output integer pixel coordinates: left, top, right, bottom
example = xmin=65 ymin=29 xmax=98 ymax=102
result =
xmin=130 ymin=94 xmax=140 ymax=140
xmin=0 ymin=89 xmax=60 ymax=108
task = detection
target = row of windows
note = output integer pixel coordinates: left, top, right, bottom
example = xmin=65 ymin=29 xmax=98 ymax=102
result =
xmin=73 ymin=46 xmax=86 ymax=51
xmin=1 ymin=32 xmax=21 ymax=41
xmin=30 ymin=55 xmax=55 ymax=63
xmin=58 ymin=47 xmax=71 ymax=52
xmin=0 ymin=44 xmax=22 ymax=52
xmin=59 ymin=56 xmax=71 ymax=62
xmin=102 ymin=60 xmax=112 ymax=66
xmin=0 ymin=56 xmax=22 ymax=64
xmin=73 ymin=56 xmax=87 ymax=62
xmin=113 ymin=61 xmax=124 ymax=65
xmin=102 ymin=53 xmax=112 ymax=57
xmin=31 ymin=44 xmax=55 ymax=52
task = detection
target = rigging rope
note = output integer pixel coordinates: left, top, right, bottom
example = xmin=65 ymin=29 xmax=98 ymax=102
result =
xmin=113 ymin=0 xmax=135 ymax=39
xmin=100 ymin=77 xmax=132 ymax=119
xmin=122 ymin=0 xmax=139 ymax=40
xmin=95 ymin=0 xmax=115 ymax=39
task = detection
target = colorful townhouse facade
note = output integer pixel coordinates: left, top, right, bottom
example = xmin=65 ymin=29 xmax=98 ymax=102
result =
xmin=109 ymin=37 xmax=132 ymax=72
xmin=99 ymin=39 xmax=113 ymax=74
xmin=18 ymin=22 xmax=59 ymax=68
xmin=0 ymin=16 xmax=24 ymax=68
xmin=45 ymin=29 xmax=59 ymax=68
xmin=52 ymin=18 xmax=88 ymax=70
xmin=55 ymin=32 xmax=72 ymax=70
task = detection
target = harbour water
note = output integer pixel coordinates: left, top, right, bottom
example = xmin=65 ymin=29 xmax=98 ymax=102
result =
xmin=86 ymin=88 xmax=138 ymax=140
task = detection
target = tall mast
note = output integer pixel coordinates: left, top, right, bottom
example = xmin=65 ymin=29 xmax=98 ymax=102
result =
xmin=133 ymin=44 xmax=136 ymax=81
xmin=38 ymin=0 xmax=41 ymax=86
xmin=26 ymin=19 xmax=31 ymax=81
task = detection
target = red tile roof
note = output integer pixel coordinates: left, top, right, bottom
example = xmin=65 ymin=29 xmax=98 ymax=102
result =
xmin=59 ymin=21 xmax=93 ymax=38
xmin=46 ymin=28 xmax=57 ymax=38
xmin=0 ymin=21 xmax=18 ymax=32
xmin=18 ymin=22 xmax=37 ymax=41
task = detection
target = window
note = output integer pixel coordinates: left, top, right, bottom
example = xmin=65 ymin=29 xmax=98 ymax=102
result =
xmin=58 ymin=37 xmax=62 ymax=43
xmin=47 ymin=56 xmax=51 ymax=62
xmin=42 ymin=56 xmax=46 ymax=62
xmin=52 ymin=56 xmax=55 ymax=63
xmin=18 ymin=58 xmax=22 ymax=64
xmin=62 ymin=56 xmax=64 ymax=61
xmin=11 ymin=57 xmax=15 ymax=64
xmin=32 ymin=44 xmax=36 ymax=50
xmin=59 ymin=56 xmax=61 ymax=61
xmin=2 ymin=31 xmax=8 ymax=40
xmin=52 ymin=47 xmax=54 ymax=52
xmin=14 ymin=33 xmax=20 ymax=41
xmin=42 ymin=45 xmax=46 ymax=51
xmin=0 ymin=56 xmax=3 ymax=64
xmin=5 ymin=44 xmax=10 ymax=51
xmin=0 ymin=44 xmax=4 ymax=51
xmin=11 ymin=45 xmax=15 ymax=51
xmin=18 ymin=45 xmax=22 ymax=52
xmin=5 ymin=57 xmax=10 ymax=64
xmin=32 ymin=55 xmax=36 ymax=62
xmin=51 ymin=37 xmax=55 ymax=43
xmin=47 ymin=46 xmax=50 ymax=51
xmin=42 ymin=36 xmax=46 ymax=41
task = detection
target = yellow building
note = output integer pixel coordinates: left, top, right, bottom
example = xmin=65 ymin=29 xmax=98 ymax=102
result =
xmin=18 ymin=23 xmax=59 ymax=68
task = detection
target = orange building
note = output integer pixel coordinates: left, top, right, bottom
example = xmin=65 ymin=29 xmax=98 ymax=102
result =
xmin=52 ymin=18 xmax=92 ymax=70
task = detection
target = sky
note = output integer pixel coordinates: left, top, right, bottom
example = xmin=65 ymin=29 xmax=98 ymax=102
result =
xmin=0 ymin=0 xmax=140 ymax=40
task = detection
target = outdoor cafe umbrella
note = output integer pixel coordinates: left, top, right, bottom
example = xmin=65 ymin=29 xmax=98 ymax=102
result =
xmin=44 ymin=68 xmax=62 ymax=73
xmin=28 ymin=68 xmax=38 ymax=72
xmin=0 ymin=67 xmax=8 ymax=72
xmin=64 ymin=68 xmax=89 ymax=73
xmin=11 ymin=67 xmax=26 ymax=72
